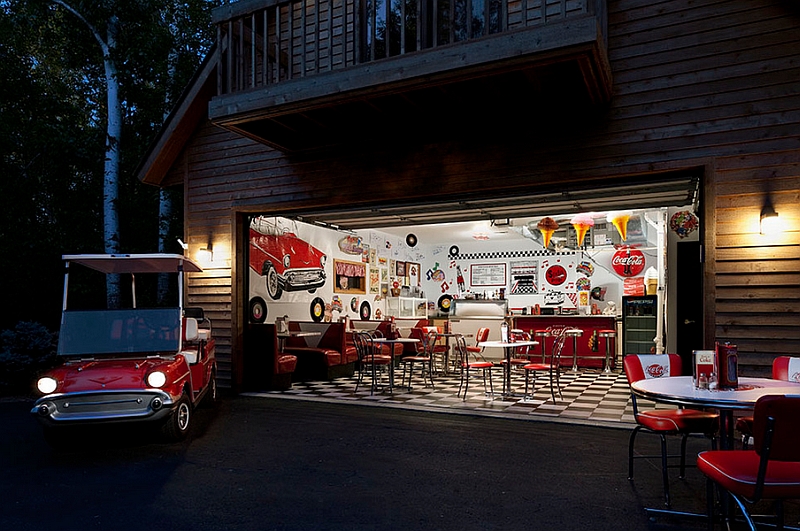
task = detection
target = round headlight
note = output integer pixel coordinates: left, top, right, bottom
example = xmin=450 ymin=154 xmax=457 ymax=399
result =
xmin=37 ymin=377 xmax=58 ymax=395
xmin=147 ymin=371 xmax=167 ymax=388
xmin=283 ymin=254 xmax=291 ymax=268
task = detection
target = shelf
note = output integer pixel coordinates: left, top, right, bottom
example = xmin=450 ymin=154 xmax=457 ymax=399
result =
xmin=386 ymin=296 xmax=428 ymax=319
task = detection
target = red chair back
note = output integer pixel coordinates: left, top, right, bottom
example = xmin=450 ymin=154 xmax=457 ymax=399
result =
xmin=475 ymin=328 xmax=490 ymax=343
xmin=623 ymin=354 xmax=682 ymax=384
xmin=772 ymin=356 xmax=800 ymax=382
xmin=752 ymin=395 xmax=800 ymax=461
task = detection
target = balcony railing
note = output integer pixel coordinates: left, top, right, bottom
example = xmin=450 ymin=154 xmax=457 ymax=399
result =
xmin=213 ymin=0 xmax=605 ymax=95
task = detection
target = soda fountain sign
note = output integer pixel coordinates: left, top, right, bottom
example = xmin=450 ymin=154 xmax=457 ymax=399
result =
xmin=612 ymin=248 xmax=645 ymax=277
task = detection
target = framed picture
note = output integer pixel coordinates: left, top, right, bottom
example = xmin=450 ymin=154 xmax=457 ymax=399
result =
xmin=396 ymin=261 xmax=406 ymax=277
xmin=470 ymin=263 xmax=507 ymax=287
xmin=333 ymin=259 xmax=367 ymax=294
xmin=407 ymin=262 xmax=420 ymax=287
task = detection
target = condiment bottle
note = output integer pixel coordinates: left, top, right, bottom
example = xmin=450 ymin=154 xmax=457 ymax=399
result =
xmin=698 ymin=373 xmax=708 ymax=390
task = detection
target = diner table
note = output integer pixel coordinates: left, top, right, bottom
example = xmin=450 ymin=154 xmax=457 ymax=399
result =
xmin=631 ymin=375 xmax=800 ymax=523
xmin=371 ymin=337 xmax=419 ymax=388
xmin=276 ymin=330 xmax=320 ymax=351
xmin=478 ymin=340 xmax=538 ymax=397
xmin=631 ymin=375 xmax=800 ymax=449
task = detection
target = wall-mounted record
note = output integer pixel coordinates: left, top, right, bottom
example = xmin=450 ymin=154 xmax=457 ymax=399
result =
xmin=359 ymin=301 xmax=371 ymax=320
xmin=438 ymin=294 xmax=453 ymax=313
xmin=310 ymin=297 xmax=325 ymax=322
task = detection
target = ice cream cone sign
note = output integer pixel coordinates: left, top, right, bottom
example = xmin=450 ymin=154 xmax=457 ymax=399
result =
xmin=570 ymin=214 xmax=595 ymax=248
xmin=537 ymin=217 xmax=559 ymax=248
xmin=607 ymin=210 xmax=632 ymax=241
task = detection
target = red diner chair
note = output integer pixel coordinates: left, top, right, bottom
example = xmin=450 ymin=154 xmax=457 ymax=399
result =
xmin=736 ymin=356 xmax=800 ymax=449
xmin=466 ymin=327 xmax=491 ymax=355
xmin=353 ymin=331 xmax=392 ymax=395
xmin=400 ymin=328 xmax=435 ymax=390
xmin=698 ymin=394 xmax=800 ymax=531
xmin=523 ymin=326 xmax=569 ymax=402
xmin=624 ymin=354 xmax=719 ymax=508
xmin=455 ymin=334 xmax=495 ymax=399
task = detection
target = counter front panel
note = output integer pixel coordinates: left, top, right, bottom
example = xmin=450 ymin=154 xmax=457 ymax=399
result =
xmin=513 ymin=316 xmax=618 ymax=369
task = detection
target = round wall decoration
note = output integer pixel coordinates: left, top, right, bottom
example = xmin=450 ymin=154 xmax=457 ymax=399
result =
xmin=310 ymin=297 xmax=325 ymax=322
xmin=449 ymin=245 xmax=460 ymax=257
xmin=359 ymin=301 xmax=371 ymax=320
xmin=611 ymin=248 xmax=645 ymax=277
xmin=406 ymin=233 xmax=418 ymax=247
xmin=249 ymin=297 xmax=267 ymax=324
xmin=438 ymin=294 xmax=453 ymax=313
xmin=545 ymin=265 xmax=567 ymax=286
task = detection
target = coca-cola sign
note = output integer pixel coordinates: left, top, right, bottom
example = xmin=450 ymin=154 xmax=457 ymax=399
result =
xmin=612 ymin=248 xmax=645 ymax=277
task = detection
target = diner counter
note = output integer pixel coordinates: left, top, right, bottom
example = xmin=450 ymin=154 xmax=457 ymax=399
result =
xmin=513 ymin=315 xmax=619 ymax=369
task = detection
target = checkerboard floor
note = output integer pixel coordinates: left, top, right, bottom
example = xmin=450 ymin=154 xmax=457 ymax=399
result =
xmin=246 ymin=366 xmax=680 ymax=428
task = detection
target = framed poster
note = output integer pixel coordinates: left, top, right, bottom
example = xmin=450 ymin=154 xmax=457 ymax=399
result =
xmin=470 ymin=263 xmax=507 ymax=287
xmin=395 ymin=261 xmax=406 ymax=277
xmin=407 ymin=262 xmax=420 ymax=287
xmin=509 ymin=260 xmax=538 ymax=295
xmin=369 ymin=267 xmax=380 ymax=294
xmin=333 ymin=259 xmax=367 ymax=294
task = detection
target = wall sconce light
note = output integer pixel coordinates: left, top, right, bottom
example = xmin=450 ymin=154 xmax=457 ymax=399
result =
xmin=760 ymin=205 xmax=780 ymax=235
xmin=196 ymin=246 xmax=213 ymax=263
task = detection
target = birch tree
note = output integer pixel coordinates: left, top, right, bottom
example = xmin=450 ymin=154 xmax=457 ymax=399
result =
xmin=51 ymin=0 xmax=123 ymax=307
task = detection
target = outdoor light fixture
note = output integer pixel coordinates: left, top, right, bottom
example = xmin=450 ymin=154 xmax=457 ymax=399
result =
xmin=760 ymin=205 xmax=780 ymax=235
xmin=196 ymin=246 xmax=213 ymax=263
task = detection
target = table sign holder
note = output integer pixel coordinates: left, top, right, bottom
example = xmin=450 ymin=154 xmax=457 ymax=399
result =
xmin=692 ymin=349 xmax=715 ymax=388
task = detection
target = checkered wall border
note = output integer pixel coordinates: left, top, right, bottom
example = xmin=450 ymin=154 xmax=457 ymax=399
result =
xmin=451 ymin=250 xmax=577 ymax=260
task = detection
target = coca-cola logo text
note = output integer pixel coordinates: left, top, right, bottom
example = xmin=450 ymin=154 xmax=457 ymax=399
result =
xmin=646 ymin=364 xmax=666 ymax=378
xmin=612 ymin=248 xmax=645 ymax=277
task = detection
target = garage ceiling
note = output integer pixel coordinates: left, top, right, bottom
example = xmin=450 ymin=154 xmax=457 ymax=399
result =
xmin=294 ymin=175 xmax=700 ymax=237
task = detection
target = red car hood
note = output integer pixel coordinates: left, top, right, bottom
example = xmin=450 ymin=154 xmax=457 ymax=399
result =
xmin=46 ymin=357 xmax=181 ymax=394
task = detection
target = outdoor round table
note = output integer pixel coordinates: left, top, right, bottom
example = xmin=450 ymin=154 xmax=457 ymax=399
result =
xmin=630 ymin=375 xmax=800 ymax=450
xmin=478 ymin=340 xmax=539 ymax=397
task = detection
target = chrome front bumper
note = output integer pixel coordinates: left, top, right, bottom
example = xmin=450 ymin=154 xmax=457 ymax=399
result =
xmin=32 ymin=389 xmax=175 ymax=426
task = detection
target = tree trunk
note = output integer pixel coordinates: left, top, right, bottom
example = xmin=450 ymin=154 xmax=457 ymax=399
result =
xmin=103 ymin=15 xmax=122 ymax=308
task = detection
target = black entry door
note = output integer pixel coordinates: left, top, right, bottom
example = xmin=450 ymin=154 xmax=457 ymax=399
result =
xmin=676 ymin=241 xmax=703 ymax=373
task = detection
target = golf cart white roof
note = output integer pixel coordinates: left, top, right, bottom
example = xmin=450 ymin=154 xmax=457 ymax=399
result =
xmin=62 ymin=254 xmax=203 ymax=274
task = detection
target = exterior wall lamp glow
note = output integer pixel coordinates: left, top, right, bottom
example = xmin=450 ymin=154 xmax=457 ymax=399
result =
xmin=196 ymin=246 xmax=213 ymax=263
xmin=760 ymin=205 xmax=780 ymax=235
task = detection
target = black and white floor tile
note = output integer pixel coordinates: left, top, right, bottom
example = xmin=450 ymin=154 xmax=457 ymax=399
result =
xmin=246 ymin=367 xmax=679 ymax=428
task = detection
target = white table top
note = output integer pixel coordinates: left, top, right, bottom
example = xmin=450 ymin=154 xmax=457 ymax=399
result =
xmin=371 ymin=337 xmax=419 ymax=343
xmin=277 ymin=331 xmax=321 ymax=337
xmin=631 ymin=375 xmax=800 ymax=411
xmin=479 ymin=340 xmax=539 ymax=348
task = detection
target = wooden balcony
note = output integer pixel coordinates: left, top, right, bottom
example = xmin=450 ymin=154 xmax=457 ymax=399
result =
xmin=210 ymin=0 xmax=611 ymax=152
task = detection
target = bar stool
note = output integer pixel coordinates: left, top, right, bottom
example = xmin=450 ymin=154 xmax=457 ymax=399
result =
xmin=533 ymin=330 xmax=550 ymax=363
xmin=565 ymin=328 xmax=583 ymax=372
xmin=598 ymin=329 xmax=616 ymax=373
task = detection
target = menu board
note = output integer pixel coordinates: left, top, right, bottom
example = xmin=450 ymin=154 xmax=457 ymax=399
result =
xmin=470 ymin=263 xmax=507 ymax=287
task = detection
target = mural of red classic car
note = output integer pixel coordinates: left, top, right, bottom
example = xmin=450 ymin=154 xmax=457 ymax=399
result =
xmin=249 ymin=217 xmax=327 ymax=303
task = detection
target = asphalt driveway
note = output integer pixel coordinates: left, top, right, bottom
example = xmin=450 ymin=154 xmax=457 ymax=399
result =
xmin=1 ymin=395 xmax=791 ymax=530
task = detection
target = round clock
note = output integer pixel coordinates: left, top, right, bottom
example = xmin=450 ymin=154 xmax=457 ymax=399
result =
xmin=545 ymin=265 xmax=567 ymax=286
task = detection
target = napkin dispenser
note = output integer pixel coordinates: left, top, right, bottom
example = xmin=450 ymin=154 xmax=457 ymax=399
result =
xmin=716 ymin=341 xmax=739 ymax=389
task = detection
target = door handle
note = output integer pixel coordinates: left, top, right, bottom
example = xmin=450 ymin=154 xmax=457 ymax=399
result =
xmin=684 ymin=319 xmax=696 ymax=325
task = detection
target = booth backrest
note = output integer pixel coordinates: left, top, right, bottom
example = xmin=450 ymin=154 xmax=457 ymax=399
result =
xmin=286 ymin=321 xmax=356 ymax=364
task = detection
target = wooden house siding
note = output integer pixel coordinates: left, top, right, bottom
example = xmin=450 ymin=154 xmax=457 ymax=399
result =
xmin=169 ymin=0 xmax=799 ymax=388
